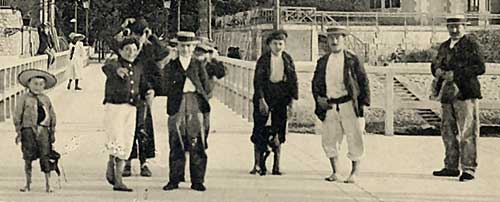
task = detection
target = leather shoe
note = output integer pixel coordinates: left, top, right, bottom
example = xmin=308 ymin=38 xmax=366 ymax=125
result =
xmin=113 ymin=185 xmax=133 ymax=192
xmin=432 ymin=168 xmax=460 ymax=177
xmin=459 ymin=173 xmax=475 ymax=182
xmin=191 ymin=183 xmax=206 ymax=192
xmin=162 ymin=182 xmax=179 ymax=191
xmin=122 ymin=165 xmax=132 ymax=177
xmin=140 ymin=165 xmax=152 ymax=177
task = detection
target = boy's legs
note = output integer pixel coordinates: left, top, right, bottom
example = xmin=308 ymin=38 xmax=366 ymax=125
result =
xmin=37 ymin=127 xmax=53 ymax=192
xmin=113 ymin=157 xmax=132 ymax=191
xmin=20 ymin=160 xmax=32 ymax=192
xmin=106 ymin=155 xmax=115 ymax=185
xmin=250 ymin=100 xmax=269 ymax=174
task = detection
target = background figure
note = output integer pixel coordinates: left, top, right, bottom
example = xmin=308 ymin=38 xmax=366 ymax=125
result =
xmin=250 ymin=30 xmax=298 ymax=176
xmin=227 ymin=47 xmax=242 ymax=59
xmin=431 ymin=15 xmax=485 ymax=182
xmin=67 ymin=33 xmax=86 ymax=91
xmin=37 ymin=24 xmax=56 ymax=69
xmin=312 ymin=26 xmax=370 ymax=184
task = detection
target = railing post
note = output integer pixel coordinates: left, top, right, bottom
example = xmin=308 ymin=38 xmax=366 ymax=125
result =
xmin=385 ymin=69 xmax=394 ymax=136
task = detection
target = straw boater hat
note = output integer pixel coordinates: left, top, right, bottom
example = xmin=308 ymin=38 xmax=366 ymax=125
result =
xmin=18 ymin=69 xmax=57 ymax=89
xmin=170 ymin=31 xmax=199 ymax=45
xmin=323 ymin=26 xmax=350 ymax=36
xmin=445 ymin=14 xmax=471 ymax=25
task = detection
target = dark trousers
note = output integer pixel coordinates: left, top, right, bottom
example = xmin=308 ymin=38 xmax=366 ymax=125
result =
xmin=129 ymin=99 xmax=156 ymax=163
xmin=251 ymin=97 xmax=288 ymax=152
xmin=21 ymin=127 xmax=51 ymax=173
xmin=168 ymin=93 xmax=207 ymax=184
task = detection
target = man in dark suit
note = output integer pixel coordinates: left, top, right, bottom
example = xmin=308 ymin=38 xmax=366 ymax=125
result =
xmin=312 ymin=26 xmax=370 ymax=184
xmin=250 ymin=30 xmax=298 ymax=176
xmin=431 ymin=15 xmax=485 ymax=182
xmin=162 ymin=32 xmax=211 ymax=192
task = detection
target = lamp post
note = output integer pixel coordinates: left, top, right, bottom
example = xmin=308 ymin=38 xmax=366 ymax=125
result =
xmin=177 ymin=0 xmax=181 ymax=32
xmin=164 ymin=0 xmax=171 ymax=37
xmin=74 ymin=0 xmax=78 ymax=33
xmin=273 ymin=0 xmax=280 ymax=30
xmin=83 ymin=0 xmax=90 ymax=45
xmin=207 ymin=0 xmax=212 ymax=40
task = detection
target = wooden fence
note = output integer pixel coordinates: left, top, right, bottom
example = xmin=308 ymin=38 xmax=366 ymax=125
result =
xmin=214 ymin=57 xmax=500 ymax=135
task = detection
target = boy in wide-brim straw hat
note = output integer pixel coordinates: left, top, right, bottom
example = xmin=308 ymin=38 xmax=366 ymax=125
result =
xmin=14 ymin=69 xmax=58 ymax=193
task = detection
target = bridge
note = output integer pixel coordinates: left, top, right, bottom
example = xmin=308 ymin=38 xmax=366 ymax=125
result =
xmin=0 ymin=51 xmax=499 ymax=202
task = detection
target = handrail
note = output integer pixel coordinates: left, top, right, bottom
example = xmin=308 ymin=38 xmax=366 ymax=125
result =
xmin=214 ymin=56 xmax=500 ymax=135
xmin=0 ymin=47 xmax=90 ymax=122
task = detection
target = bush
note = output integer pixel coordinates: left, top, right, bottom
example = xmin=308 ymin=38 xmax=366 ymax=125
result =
xmin=401 ymin=48 xmax=438 ymax=63
xmin=471 ymin=30 xmax=500 ymax=63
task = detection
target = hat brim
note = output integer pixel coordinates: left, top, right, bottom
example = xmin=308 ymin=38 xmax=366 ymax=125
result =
xmin=18 ymin=69 xmax=57 ymax=89
xmin=170 ymin=38 xmax=199 ymax=45
xmin=323 ymin=31 xmax=350 ymax=36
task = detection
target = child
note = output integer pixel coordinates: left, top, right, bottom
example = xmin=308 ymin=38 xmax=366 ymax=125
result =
xmin=14 ymin=69 xmax=58 ymax=193
xmin=102 ymin=37 xmax=154 ymax=192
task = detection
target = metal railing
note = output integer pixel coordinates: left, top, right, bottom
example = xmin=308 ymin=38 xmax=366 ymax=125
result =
xmin=0 ymin=0 xmax=11 ymax=8
xmin=214 ymin=7 xmax=500 ymax=30
xmin=0 ymin=48 xmax=90 ymax=122
xmin=214 ymin=57 xmax=500 ymax=135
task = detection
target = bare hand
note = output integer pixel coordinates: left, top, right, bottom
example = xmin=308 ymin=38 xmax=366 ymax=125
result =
xmin=435 ymin=68 xmax=444 ymax=77
xmin=259 ymin=99 xmax=269 ymax=116
xmin=443 ymin=71 xmax=454 ymax=81
xmin=116 ymin=68 xmax=129 ymax=79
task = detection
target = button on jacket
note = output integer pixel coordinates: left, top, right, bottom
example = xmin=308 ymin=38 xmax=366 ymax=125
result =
xmin=102 ymin=58 xmax=153 ymax=106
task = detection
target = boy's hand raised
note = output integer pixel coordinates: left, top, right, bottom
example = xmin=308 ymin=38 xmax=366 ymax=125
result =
xmin=116 ymin=67 xmax=129 ymax=79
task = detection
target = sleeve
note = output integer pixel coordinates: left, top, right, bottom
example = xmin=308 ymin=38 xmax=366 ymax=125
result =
xmin=431 ymin=45 xmax=446 ymax=77
xmin=78 ymin=42 xmax=86 ymax=58
xmin=253 ymin=57 xmax=266 ymax=100
xmin=199 ymin=62 xmax=212 ymax=97
xmin=48 ymin=97 xmax=57 ymax=129
xmin=160 ymin=63 xmax=173 ymax=96
xmin=287 ymin=55 xmax=299 ymax=100
xmin=102 ymin=60 xmax=119 ymax=78
xmin=13 ymin=95 xmax=26 ymax=135
xmin=355 ymin=57 xmax=370 ymax=106
xmin=140 ymin=68 xmax=154 ymax=98
xmin=211 ymin=60 xmax=226 ymax=79
xmin=456 ymin=37 xmax=486 ymax=78
xmin=311 ymin=58 xmax=322 ymax=102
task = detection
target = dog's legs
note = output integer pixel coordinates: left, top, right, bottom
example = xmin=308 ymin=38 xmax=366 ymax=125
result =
xmin=272 ymin=144 xmax=282 ymax=175
xmin=249 ymin=145 xmax=260 ymax=174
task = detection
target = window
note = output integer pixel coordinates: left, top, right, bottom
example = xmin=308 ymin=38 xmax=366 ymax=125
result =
xmin=370 ymin=0 xmax=401 ymax=9
xmin=468 ymin=0 xmax=480 ymax=12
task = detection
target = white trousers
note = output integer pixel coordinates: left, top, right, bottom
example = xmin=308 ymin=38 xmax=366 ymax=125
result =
xmin=316 ymin=101 xmax=365 ymax=161
xmin=104 ymin=104 xmax=137 ymax=160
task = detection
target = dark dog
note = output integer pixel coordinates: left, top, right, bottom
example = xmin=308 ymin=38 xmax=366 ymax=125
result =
xmin=250 ymin=126 xmax=281 ymax=176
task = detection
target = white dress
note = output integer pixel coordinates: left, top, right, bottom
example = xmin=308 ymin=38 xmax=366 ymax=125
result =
xmin=68 ymin=41 xmax=85 ymax=80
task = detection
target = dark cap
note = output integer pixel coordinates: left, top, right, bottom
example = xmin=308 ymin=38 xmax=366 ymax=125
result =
xmin=128 ymin=18 xmax=149 ymax=35
xmin=266 ymin=30 xmax=288 ymax=45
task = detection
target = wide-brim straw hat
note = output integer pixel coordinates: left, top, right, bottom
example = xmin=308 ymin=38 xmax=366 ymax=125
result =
xmin=18 ymin=69 xmax=57 ymax=89
xmin=170 ymin=31 xmax=199 ymax=45
xmin=69 ymin=32 xmax=85 ymax=40
xmin=322 ymin=26 xmax=350 ymax=36
xmin=444 ymin=15 xmax=471 ymax=25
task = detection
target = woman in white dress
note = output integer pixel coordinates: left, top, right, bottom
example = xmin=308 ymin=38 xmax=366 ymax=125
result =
xmin=67 ymin=33 xmax=86 ymax=90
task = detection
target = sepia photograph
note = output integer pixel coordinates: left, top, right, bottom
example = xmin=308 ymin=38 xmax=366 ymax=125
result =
xmin=0 ymin=0 xmax=499 ymax=201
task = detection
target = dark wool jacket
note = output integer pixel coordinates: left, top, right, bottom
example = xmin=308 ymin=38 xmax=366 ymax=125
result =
xmin=312 ymin=50 xmax=370 ymax=121
xmin=161 ymin=57 xmax=211 ymax=115
xmin=253 ymin=51 xmax=299 ymax=105
xmin=37 ymin=32 xmax=54 ymax=54
xmin=431 ymin=34 xmax=486 ymax=100
xmin=102 ymin=58 xmax=153 ymax=106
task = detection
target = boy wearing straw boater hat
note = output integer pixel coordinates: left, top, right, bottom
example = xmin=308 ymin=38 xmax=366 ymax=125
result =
xmin=67 ymin=32 xmax=86 ymax=91
xmin=431 ymin=15 xmax=485 ymax=182
xmin=250 ymin=30 xmax=298 ymax=176
xmin=14 ymin=69 xmax=58 ymax=193
xmin=102 ymin=37 xmax=155 ymax=192
xmin=161 ymin=32 xmax=211 ymax=192
xmin=312 ymin=26 xmax=370 ymax=183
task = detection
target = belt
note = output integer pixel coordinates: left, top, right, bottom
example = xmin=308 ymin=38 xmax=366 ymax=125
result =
xmin=327 ymin=95 xmax=351 ymax=111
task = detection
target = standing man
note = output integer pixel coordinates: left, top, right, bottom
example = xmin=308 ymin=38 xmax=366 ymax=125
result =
xmin=431 ymin=15 xmax=485 ymax=182
xmin=250 ymin=30 xmax=298 ymax=176
xmin=162 ymin=32 xmax=211 ymax=192
xmin=312 ymin=26 xmax=370 ymax=183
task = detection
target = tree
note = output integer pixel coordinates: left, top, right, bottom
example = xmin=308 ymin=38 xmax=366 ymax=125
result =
xmin=167 ymin=0 xmax=200 ymax=35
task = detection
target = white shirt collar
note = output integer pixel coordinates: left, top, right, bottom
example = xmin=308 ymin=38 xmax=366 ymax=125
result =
xmin=179 ymin=55 xmax=191 ymax=70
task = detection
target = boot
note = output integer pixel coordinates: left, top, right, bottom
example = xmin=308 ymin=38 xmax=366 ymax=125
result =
xmin=113 ymin=158 xmax=133 ymax=192
xmin=249 ymin=148 xmax=260 ymax=174
xmin=191 ymin=183 xmax=206 ymax=192
xmin=459 ymin=172 xmax=475 ymax=182
xmin=75 ymin=79 xmax=82 ymax=90
xmin=433 ymin=168 xmax=460 ymax=177
xmin=122 ymin=160 xmax=132 ymax=177
xmin=67 ymin=79 xmax=72 ymax=90
xmin=140 ymin=163 xmax=152 ymax=177
xmin=106 ymin=155 xmax=115 ymax=185
xmin=259 ymin=150 xmax=270 ymax=176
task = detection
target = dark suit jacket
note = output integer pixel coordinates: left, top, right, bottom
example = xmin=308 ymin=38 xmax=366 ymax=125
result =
xmin=253 ymin=51 xmax=298 ymax=105
xmin=431 ymin=34 xmax=485 ymax=100
xmin=312 ymin=50 xmax=370 ymax=121
xmin=37 ymin=32 xmax=54 ymax=55
xmin=162 ymin=57 xmax=211 ymax=115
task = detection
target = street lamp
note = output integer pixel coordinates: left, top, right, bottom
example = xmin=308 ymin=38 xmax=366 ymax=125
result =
xmin=83 ymin=0 xmax=90 ymax=45
xmin=163 ymin=0 xmax=171 ymax=37
xmin=70 ymin=18 xmax=77 ymax=33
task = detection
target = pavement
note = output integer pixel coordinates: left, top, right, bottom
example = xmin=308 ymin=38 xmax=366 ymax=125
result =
xmin=0 ymin=62 xmax=499 ymax=202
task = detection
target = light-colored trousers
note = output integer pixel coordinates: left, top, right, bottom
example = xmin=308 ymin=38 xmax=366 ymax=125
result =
xmin=104 ymin=104 xmax=137 ymax=160
xmin=316 ymin=101 xmax=365 ymax=161
xmin=441 ymin=99 xmax=479 ymax=174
